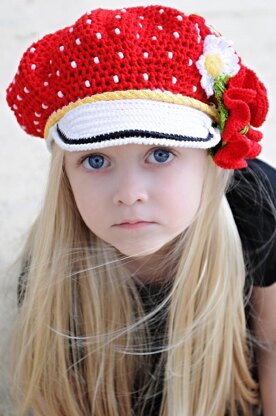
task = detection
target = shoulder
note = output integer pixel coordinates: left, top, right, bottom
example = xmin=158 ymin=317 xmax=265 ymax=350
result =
xmin=244 ymin=158 xmax=276 ymax=195
xmin=227 ymin=158 xmax=276 ymax=200
xmin=226 ymin=158 xmax=276 ymax=287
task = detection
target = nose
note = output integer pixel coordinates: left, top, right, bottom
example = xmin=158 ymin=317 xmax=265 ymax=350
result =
xmin=112 ymin=170 xmax=149 ymax=206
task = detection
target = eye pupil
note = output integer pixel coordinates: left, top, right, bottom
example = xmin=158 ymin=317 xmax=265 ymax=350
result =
xmin=88 ymin=155 xmax=104 ymax=169
xmin=154 ymin=149 xmax=170 ymax=163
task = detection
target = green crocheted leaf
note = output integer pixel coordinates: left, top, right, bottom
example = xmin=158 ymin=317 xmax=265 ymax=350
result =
xmin=240 ymin=125 xmax=249 ymax=135
xmin=213 ymin=75 xmax=230 ymax=132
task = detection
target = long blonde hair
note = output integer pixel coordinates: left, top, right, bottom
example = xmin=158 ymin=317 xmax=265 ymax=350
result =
xmin=11 ymin=142 xmax=260 ymax=415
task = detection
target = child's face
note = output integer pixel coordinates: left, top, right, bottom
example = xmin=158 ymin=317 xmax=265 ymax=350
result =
xmin=64 ymin=144 xmax=208 ymax=257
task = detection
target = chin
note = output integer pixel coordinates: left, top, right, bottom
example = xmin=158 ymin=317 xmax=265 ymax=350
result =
xmin=117 ymin=244 xmax=163 ymax=258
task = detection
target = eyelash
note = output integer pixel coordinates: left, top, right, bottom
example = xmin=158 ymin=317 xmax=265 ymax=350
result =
xmin=78 ymin=147 xmax=176 ymax=170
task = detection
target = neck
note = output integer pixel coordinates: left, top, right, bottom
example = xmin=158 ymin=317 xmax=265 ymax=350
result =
xmin=121 ymin=239 xmax=180 ymax=286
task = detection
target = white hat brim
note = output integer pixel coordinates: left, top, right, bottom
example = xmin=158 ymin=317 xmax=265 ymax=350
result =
xmin=47 ymin=99 xmax=221 ymax=152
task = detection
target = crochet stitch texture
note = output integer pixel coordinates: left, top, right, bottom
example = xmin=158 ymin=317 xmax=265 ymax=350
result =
xmin=6 ymin=5 xmax=269 ymax=169
xmin=7 ymin=6 xmax=212 ymax=137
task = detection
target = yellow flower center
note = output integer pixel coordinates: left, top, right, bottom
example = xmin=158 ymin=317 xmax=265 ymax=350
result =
xmin=204 ymin=52 xmax=224 ymax=78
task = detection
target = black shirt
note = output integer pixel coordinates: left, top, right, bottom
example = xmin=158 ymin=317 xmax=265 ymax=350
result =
xmin=226 ymin=158 xmax=276 ymax=288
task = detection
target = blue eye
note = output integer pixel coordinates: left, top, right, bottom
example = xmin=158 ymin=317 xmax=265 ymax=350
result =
xmin=83 ymin=154 xmax=108 ymax=170
xmin=81 ymin=147 xmax=175 ymax=171
xmin=148 ymin=148 xmax=174 ymax=164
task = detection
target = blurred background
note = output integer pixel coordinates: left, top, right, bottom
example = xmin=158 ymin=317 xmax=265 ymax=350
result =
xmin=1 ymin=0 xmax=275 ymax=414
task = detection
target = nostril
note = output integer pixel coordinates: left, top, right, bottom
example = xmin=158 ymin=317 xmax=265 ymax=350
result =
xmin=113 ymin=190 xmax=148 ymax=206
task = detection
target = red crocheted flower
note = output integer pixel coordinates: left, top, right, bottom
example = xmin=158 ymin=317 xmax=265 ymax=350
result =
xmin=213 ymin=66 xmax=269 ymax=169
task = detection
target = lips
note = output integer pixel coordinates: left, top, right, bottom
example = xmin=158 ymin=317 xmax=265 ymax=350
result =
xmin=115 ymin=221 xmax=154 ymax=230
xmin=117 ymin=219 xmax=151 ymax=225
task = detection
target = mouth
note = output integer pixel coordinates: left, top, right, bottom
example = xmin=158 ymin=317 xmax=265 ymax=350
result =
xmin=114 ymin=221 xmax=155 ymax=229
xmin=116 ymin=219 xmax=153 ymax=225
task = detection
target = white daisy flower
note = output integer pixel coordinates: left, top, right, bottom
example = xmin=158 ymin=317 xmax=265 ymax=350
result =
xmin=196 ymin=34 xmax=240 ymax=97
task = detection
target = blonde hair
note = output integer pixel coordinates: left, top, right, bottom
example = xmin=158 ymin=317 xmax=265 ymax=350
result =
xmin=11 ymin=142 xmax=260 ymax=415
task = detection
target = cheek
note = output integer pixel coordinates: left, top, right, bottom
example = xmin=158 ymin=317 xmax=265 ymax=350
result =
xmin=164 ymin=168 xmax=206 ymax=227
xmin=69 ymin=177 xmax=105 ymax=228
xmin=168 ymin=181 xmax=202 ymax=216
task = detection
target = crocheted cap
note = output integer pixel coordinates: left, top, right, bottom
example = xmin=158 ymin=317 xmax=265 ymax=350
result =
xmin=6 ymin=5 xmax=269 ymax=169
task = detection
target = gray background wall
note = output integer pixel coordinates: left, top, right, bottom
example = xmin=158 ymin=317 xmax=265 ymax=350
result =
xmin=1 ymin=1 xmax=275 ymax=414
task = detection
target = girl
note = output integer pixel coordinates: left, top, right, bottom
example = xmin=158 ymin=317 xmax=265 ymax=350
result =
xmin=6 ymin=5 xmax=276 ymax=416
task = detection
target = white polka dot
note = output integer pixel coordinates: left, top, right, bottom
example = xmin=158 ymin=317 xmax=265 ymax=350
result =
xmin=17 ymin=94 xmax=22 ymax=101
xmin=138 ymin=23 xmax=143 ymax=28
xmin=69 ymin=27 xmax=74 ymax=33
xmin=22 ymin=126 xmax=27 ymax=130
xmin=115 ymin=28 xmax=121 ymax=35
xmin=48 ymin=73 xmax=52 ymax=78
xmin=173 ymin=32 xmax=180 ymax=39
xmin=31 ymin=64 xmax=36 ymax=70
xmin=152 ymin=36 xmax=157 ymax=41
xmin=42 ymin=103 xmax=48 ymax=109
xmin=113 ymin=75 xmax=119 ymax=83
xmin=121 ymin=8 xmax=126 ymax=12
xmin=44 ymin=81 xmax=49 ymax=86
xmin=136 ymin=34 xmax=140 ymax=39
xmin=177 ymin=15 xmax=183 ymax=21
xmin=94 ymin=57 xmax=100 ymax=64
xmin=30 ymin=47 xmax=36 ymax=53
xmin=13 ymin=104 xmax=18 ymax=110
xmin=56 ymin=70 xmax=60 ymax=76
xmin=172 ymin=76 xmax=177 ymax=84
xmin=168 ymin=51 xmax=173 ymax=59
xmin=57 ymin=91 xmax=64 ymax=98
xmin=143 ymin=52 xmax=149 ymax=58
xmin=24 ymin=86 xmax=30 ymax=93
xmin=118 ymin=52 xmax=124 ymax=59
xmin=193 ymin=86 xmax=197 ymax=92
xmin=33 ymin=120 xmax=39 ymax=125
xmin=158 ymin=25 xmax=163 ymax=30
xmin=96 ymin=32 xmax=102 ymax=40
xmin=139 ymin=16 xmax=144 ymax=20
xmin=49 ymin=60 xmax=52 ymax=65
xmin=115 ymin=15 xmax=121 ymax=19
xmin=195 ymin=24 xmax=201 ymax=43
xmin=59 ymin=45 xmax=64 ymax=51
xmin=36 ymin=129 xmax=42 ymax=133
xmin=71 ymin=61 xmax=77 ymax=68
xmin=86 ymin=19 xmax=92 ymax=24
xmin=188 ymin=58 xmax=193 ymax=66
xmin=143 ymin=73 xmax=149 ymax=81
xmin=18 ymin=113 xmax=22 ymax=118
xmin=85 ymin=80 xmax=91 ymax=88
xmin=76 ymin=38 xmax=81 ymax=45
xmin=35 ymin=112 xmax=41 ymax=117
xmin=159 ymin=9 xmax=164 ymax=14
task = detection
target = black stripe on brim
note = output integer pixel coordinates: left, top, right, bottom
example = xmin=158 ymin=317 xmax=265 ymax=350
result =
xmin=56 ymin=125 xmax=214 ymax=145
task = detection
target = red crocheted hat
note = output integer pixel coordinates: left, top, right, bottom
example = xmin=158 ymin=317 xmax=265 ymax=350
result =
xmin=6 ymin=5 xmax=269 ymax=169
